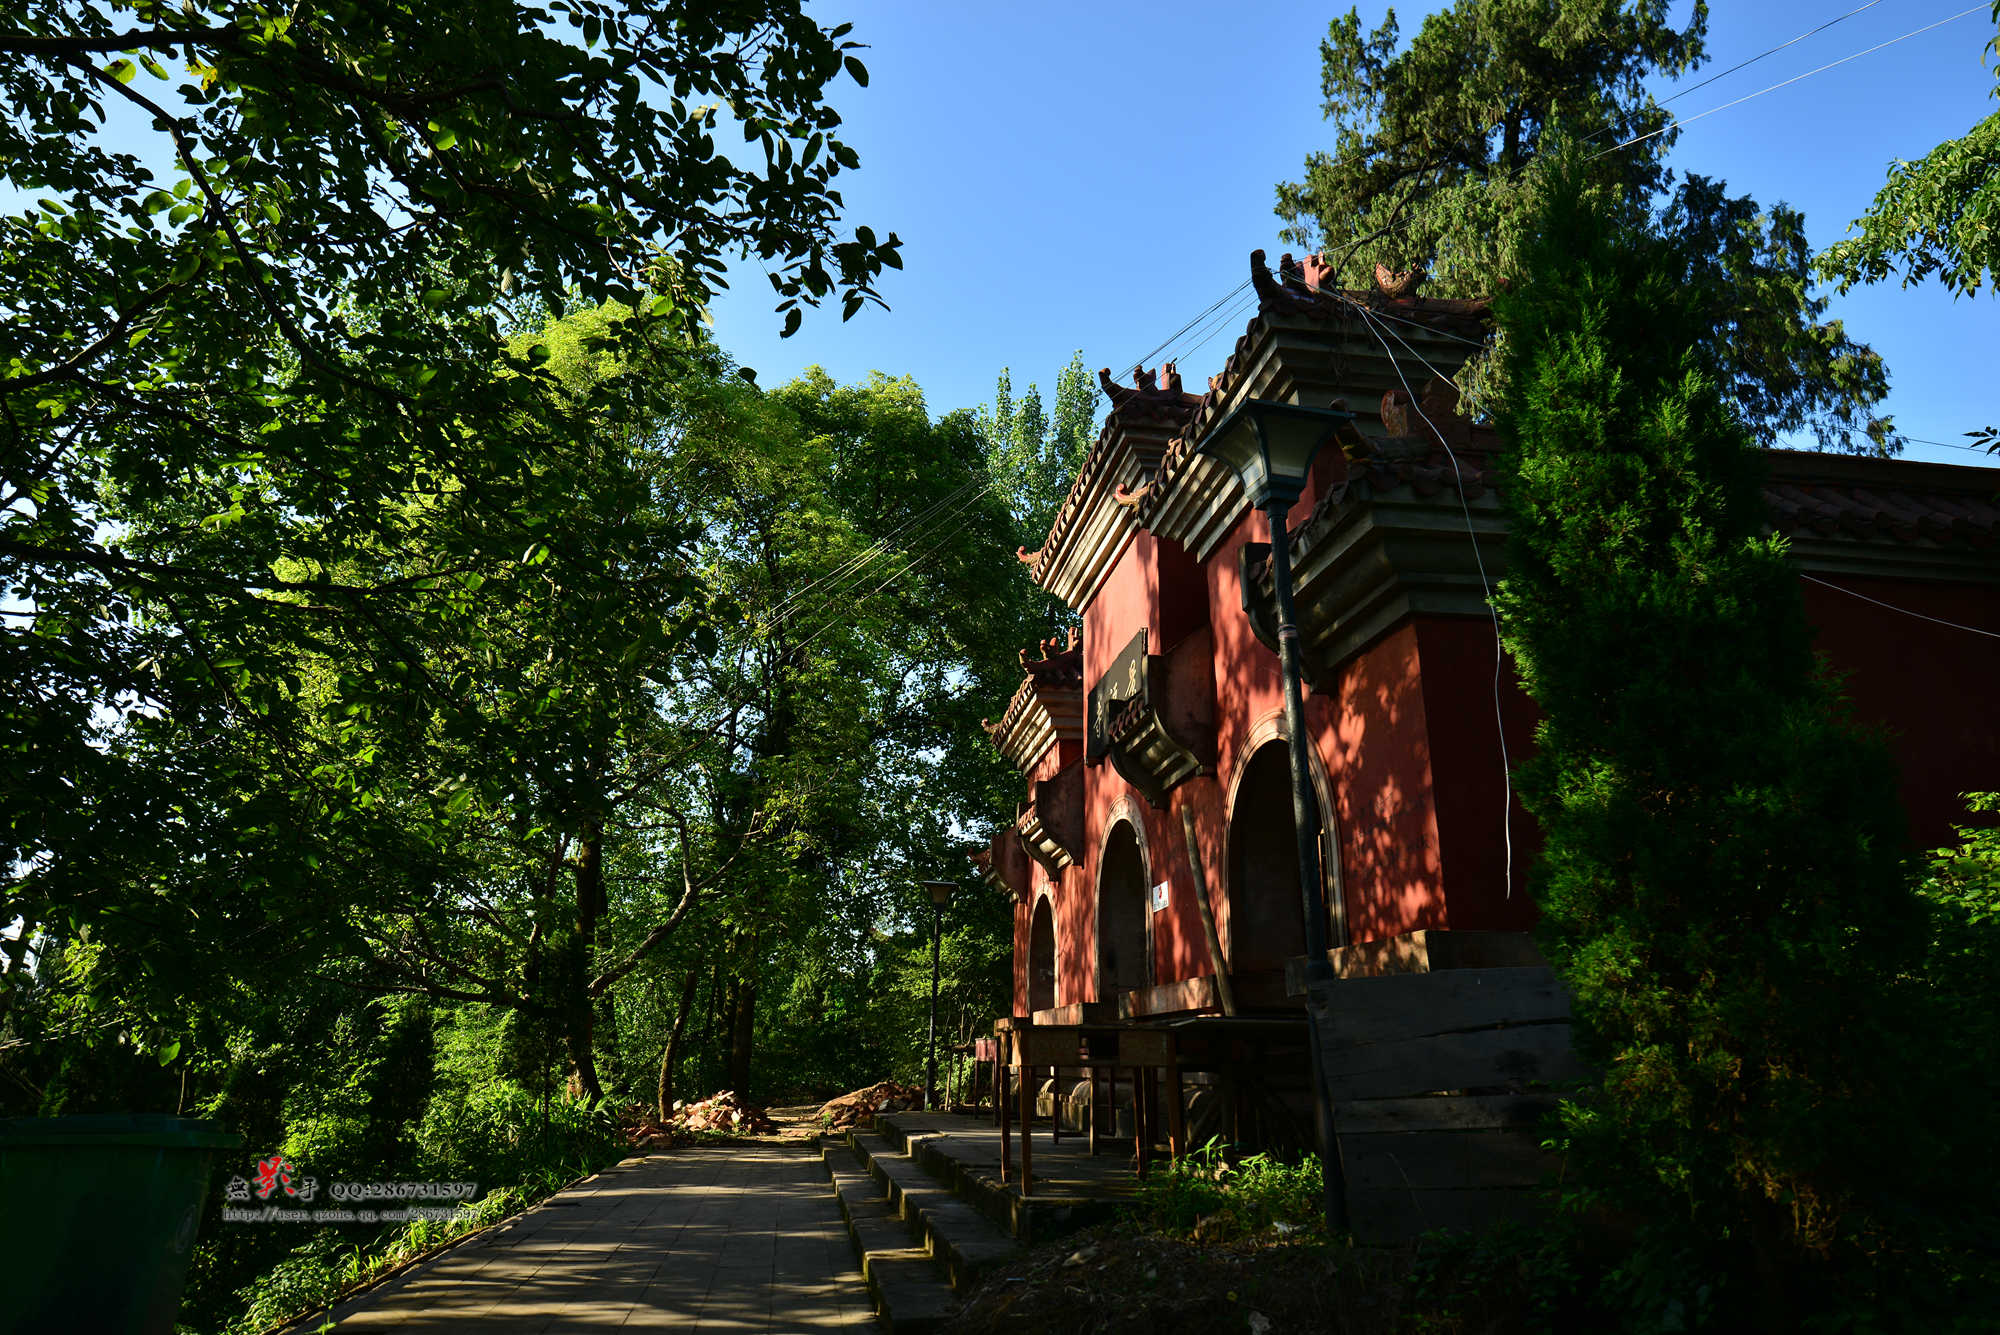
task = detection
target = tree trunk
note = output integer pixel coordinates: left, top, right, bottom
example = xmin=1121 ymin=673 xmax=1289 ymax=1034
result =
xmin=596 ymin=992 xmax=625 ymax=1099
xmin=568 ymin=819 xmax=607 ymax=1103
xmin=658 ymin=967 xmax=701 ymax=1121
xmin=695 ymin=962 xmax=723 ymax=1097
xmin=728 ymin=972 xmax=757 ymax=1100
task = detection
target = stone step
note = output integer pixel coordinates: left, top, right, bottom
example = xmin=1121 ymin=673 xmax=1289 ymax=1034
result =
xmin=819 ymin=1139 xmax=956 ymax=1334
xmin=844 ymin=1128 xmax=1022 ymax=1294
xmin=866 ymin=1114 xmax=1122 ymax=1246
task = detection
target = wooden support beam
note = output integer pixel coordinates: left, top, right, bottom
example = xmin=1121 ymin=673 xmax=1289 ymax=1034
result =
xmin=1019 ymin=1062 xmax=1034 ymax=1197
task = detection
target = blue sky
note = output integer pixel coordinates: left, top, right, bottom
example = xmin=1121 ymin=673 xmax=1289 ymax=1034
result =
xmin=708 ymin=0 xmax=1999 ymax=466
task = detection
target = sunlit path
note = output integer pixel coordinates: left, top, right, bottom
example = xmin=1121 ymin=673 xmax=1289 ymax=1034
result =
xmin=301 ymin=1145 xmax=872 ymax=1332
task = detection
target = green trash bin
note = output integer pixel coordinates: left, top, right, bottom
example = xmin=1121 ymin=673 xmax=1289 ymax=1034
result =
xmin=0 ymin=1114 xmax=243 ymax=1335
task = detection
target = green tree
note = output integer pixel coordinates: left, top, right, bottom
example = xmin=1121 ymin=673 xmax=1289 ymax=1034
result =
xmin=1819 ymin=5 xmax=2000 ymax=302
xmin=1 ymin=0 xmax=899 ymax=1021
xmin=977 ymin=351 xmax=1100 ymax=548
xmin=1276 ymin=0 xmax=1895 ymax=453
xmin=1819 ymin=4 xmax=1998 ymax=454
xmin=1492 ymin=150 xmax=1931 ymax=1321
xmin=637 ymin=366 xmax=1034 ymax=1101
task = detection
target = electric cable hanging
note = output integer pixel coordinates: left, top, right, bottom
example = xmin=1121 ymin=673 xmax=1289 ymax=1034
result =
xmin=1342 ymin=295 xmax=1518 ymax=897
xmin=787 ymin=484 xmax=1001 ymax=657
xmin=757 ymin=474 xmax=986 ymax=631
xmin=1585 ymin=0 xmax=1886 ymax=144
xmin=1122 ymin=276 xmax=1255 ymax=383
xmin=1589 ymin=3 xmax=1989 ymax=160
xmin=639 ymin=480 xmax=1003 ymax=781
xmin=1800 ymin=574 xmax=2000 ymax=639
xmin=1117 ymin=0 xmax=1988 ymax=388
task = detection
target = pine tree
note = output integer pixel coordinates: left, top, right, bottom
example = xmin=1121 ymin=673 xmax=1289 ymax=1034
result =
xmin=1280 ymin=0 xmax=1894 ymax=453
xmin=1492 ymin=151 xmax=1928 ymax=1317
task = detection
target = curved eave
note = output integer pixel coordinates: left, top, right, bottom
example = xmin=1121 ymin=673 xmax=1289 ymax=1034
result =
xmin=992 ymin=688 xmax=1084 ymax=774
xmin=1014 ymin=806 xmax=1076 ymax=873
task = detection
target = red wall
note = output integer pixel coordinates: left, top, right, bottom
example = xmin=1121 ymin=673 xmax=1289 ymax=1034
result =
xmin=1012 ymin=477 xmax=2000 ymax=1014
xmin=1800 ymin=573 xmax=2000 ymax=850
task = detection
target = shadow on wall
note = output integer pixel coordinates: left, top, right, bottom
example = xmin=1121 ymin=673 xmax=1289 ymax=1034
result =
xmin=1330 ymin=625 xmax=1444 ymax=943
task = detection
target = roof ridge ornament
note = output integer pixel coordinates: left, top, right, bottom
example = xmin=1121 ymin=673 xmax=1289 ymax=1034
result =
xmin=1097 ymin=362 xmax=1187 ymax=408
xmin=1112 ymin=481 xmax=1156 ymax=510
xmin=1018 ymin=626 xmax=1082 ymax=668
xmin=1372 ymin=262 xmax=1426 ymax=300
xmin=1252 ymin=249 xmax=1322 ymax=316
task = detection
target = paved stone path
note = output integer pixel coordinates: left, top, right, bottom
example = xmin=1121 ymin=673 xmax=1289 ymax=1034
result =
xmin=313 ymin=1145 xmax=874 ymax=1331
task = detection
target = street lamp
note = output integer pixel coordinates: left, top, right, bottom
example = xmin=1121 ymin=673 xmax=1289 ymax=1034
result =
xmin=1193 ymin=395 xmax=1354 ymax=1232
xmin=920 ymin=880 xmax=955 ymax=1112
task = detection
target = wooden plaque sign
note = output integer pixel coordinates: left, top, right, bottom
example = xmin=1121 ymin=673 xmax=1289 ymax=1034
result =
xmin=1087 ymin=628 xmax=1149 ymax=764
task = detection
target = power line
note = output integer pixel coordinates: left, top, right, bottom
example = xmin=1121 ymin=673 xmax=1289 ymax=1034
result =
xmin=1122 ymin=277 xmax=1254 ymax=382
xmin=1902 ymin=434 xmax=1998 ymax=455
xmin=1653 ymin=0 xmax=1885 ymax=112
xmin=756 ymin=475 xmax=986 ymax=632
xmin=1589 ymin=3 xmax=1991 ymax=161
xmin=1343 ymin=296 xmax=1518 ymax=898
xmin=643 ymin=480 xmax=1002 ymax=780
xmin=1801 ymin=573 xmax=2000 ymax=639
xmin=787 ymin=484 xmax=999 ymax=657
xmin=1116 ymin=1 xmax=1987 ymax=389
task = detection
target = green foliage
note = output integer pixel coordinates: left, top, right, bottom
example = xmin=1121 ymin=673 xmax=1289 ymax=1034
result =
xmin=1132 ymin=1138 xmax=1326 ymax=1241
xmin=1 ymin=10 xmax=1030 ymax=1313
xmin=976 ymin=351 xmax=1101 ymax=549
xmin=1819 ymin=109 xmax=2000 ymax=300
xmin=1 ymin=0 xmax=897 ymax=1031
xmin=222 ymin=1087 xmax=621 ymax=1335
xmin=1404 ymin=1223 xmax=1590 ymax=1334
xmin=1492 ymin=149 xmax=1935 ymax=1322
xmin=1277 ymin=0 xmax=1894 ymax=453
xmin=1819 ymin=7 xmax=2000 ymax=300
xmin=162 ymin=996 xmax=623 ymax=1333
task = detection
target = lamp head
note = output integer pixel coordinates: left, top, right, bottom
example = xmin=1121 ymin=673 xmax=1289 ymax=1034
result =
xmin=920 ymin=879 xmax=955 ymax=908
xmin=1194 ymin=398 xmax=1355 ymax=510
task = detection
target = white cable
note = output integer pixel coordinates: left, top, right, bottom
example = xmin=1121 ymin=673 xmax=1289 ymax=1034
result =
xmin=757 ymin=475 xmax=984 ymax=630
xmin=1800 ymin=573 xmax=2000 ymax=639
xmin=1346 ymin=299 xmax=1517 ymax=898
xmin=647 ymin=481 xmax=1002 ymax=775
xmin=786 ymin=483 xmax=999 ymax=656
xmin=1123 ymin=277 xmax=1255 ymax=382
xmin=1589 ymin=4 xmax=1989 ymax=160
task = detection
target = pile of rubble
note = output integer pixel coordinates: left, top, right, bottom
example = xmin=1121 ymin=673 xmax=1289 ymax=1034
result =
xmin=818 ymin=1080 xmax=923 ymax=1130
xmin=621 ymin=1107 xmax=683 ymax=1152
xmin=671 ymin=1090 xmax=777 ymax=1136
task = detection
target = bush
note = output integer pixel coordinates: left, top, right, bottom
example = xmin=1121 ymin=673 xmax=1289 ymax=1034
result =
xmin=1132 ymin=1138 xmax=1326 ymax=1241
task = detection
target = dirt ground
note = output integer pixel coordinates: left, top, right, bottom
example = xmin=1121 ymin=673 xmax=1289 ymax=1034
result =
xmin=947 ymin=1222 xmax=1412 ymax=1335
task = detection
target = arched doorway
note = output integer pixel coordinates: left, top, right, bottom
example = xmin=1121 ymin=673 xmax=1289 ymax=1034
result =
xmin=1029 ymin=897 xmax=1057 ymax=1014
xmin=1227 ymin=739 xmax=1342 ymax=974
xmin=1097 ymin=819 xmax=1151 ymax=997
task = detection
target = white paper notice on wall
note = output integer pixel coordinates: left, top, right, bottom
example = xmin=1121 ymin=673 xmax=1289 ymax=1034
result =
xmin=1149 ymin=880 xmax=1171 ymax=913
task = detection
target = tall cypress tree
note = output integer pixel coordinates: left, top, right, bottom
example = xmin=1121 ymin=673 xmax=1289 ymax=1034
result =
xmin=1492 ymin=153 xmax=1927 ymax=1317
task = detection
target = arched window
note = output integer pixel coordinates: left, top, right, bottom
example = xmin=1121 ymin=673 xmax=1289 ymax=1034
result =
xmin=1227 ymin=738 xmax=1343 ymax=973
xmin=1097 ymin=819 xmax=1151 ymax=997
xmin=1029 ymin=896 xmax=1057 ymax=1014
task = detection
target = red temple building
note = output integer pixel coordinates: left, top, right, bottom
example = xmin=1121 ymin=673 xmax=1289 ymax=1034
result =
xmin=976 ymin=250 xmax=2000 ymax=1033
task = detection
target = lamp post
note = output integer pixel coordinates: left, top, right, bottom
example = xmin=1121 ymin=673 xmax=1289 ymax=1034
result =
xmin=920 ymin=880 xmax=955 ymax=1112
xmin=1192 ymin=396 xmax=1354 ymax=1232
